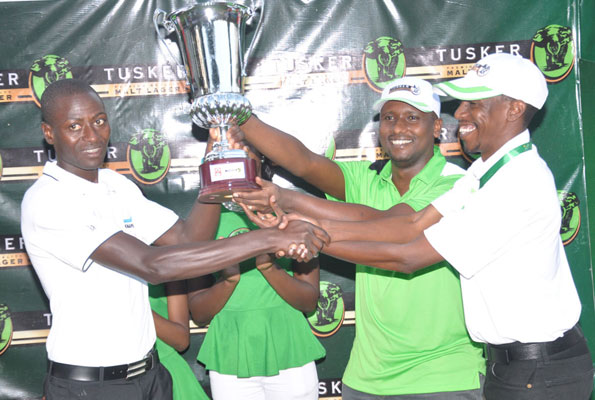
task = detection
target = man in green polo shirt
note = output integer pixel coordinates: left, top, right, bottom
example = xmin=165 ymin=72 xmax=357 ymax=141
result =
xmin=232 ymin=76 xmax=485 ymax=399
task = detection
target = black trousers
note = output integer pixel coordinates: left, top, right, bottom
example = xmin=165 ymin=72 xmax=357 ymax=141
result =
xmin=484 ymin=337 xmax=593 ymax=400
xmin=44 ymin=362 xmax=173 ymax=400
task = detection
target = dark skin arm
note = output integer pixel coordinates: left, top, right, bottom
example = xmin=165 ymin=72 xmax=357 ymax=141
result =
xmin=233 ymin=177 xmax=413 ymax=223
xmin=152 ymin=280 xmax=191 ymax=352
xmin=231 ymin=117 xmax=346 ymax=200
xmin=187 ymin=264 xmax=240 ymax=326
xmin=242 ymin=198 xmax=444 ymax=274
xmin=255 ymin=254 xmax=320 ymax=313
xmin=91 ymin=220 xmax=329 ymax=285
xmin=323 ymin=234 xmax=444 ymax=274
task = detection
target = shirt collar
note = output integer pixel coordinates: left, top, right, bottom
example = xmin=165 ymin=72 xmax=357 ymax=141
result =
xmin=379 ymin=145 xmax=446 ymax=186
xmin=42 ymin=161 xmax=103 ymax=191
xmin=468 ymin=130 xmax=531 ymax=180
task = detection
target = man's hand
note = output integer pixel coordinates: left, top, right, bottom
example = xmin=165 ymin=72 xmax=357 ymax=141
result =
xmin=226 ymin=125 xmax=250 ymax=152
xmin=239 ymin=194 xmax=285 ymax=229
xmin=272 ymin=220 xmax=330 ymax=262
xmin=233 ymin=177 xmax=282 ymax=214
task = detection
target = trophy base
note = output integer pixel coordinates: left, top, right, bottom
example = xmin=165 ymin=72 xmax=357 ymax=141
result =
xmin=198 ymin=157 xmax=260 ymax=203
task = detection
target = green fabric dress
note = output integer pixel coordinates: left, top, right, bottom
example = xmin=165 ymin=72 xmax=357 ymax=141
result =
xmin=149 ymin=284 xmax=210 ymax=400
xmin=197 ymin=210 xmax=326 ymax=378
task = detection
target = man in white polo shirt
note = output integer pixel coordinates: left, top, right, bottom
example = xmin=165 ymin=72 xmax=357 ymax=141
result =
xmin=20 ymin=79 xmax=329 ymax=400
xmin=242 ymin=53 xmax=593 ymax=399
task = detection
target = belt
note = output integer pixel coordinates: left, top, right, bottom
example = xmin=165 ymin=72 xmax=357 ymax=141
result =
xmin=48 ymin=347 xmax=159 ymax=382
xmin=486 ymin=324 xmax=584 ymax=364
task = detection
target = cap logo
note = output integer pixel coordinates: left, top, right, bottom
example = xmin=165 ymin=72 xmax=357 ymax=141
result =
xmin=389 ymin=84 xmax=420 ymax=95
xmin=471 ymin=63 xmax=490 ymax=77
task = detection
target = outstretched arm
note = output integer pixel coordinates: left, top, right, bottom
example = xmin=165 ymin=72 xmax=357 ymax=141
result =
xmin=324 ymin=233 xmax=444 ymax=274
xmin=91 ymin=219 xmax=330 ymax=285
xmin=234 ymin=177 xmax=411 ymax=222
xmin=232 ymin=117 xmax=346 ymax=200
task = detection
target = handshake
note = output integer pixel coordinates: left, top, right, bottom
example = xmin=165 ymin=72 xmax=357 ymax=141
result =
xmin=232 ymin=177 xmax=327 ymax=262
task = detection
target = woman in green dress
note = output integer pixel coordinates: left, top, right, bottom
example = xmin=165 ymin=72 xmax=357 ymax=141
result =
xmin=187 ymin=143 xmax=325 ymax=400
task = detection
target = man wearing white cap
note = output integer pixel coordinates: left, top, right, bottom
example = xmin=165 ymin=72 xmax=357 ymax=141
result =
xmin=231 ymin=77 xmax=486 ymax=399
xmin=272 ymin=53 xmax=593 ymax=399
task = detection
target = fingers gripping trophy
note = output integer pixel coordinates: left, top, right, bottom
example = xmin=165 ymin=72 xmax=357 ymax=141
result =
xmin=154 ymin=1 xmax=260 ymax=203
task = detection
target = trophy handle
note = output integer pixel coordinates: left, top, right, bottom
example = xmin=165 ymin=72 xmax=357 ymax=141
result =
xmin=153 ymin=9 xmax=183 ymax=70
xmin=241 ymin=2 xmax=264 ymax=77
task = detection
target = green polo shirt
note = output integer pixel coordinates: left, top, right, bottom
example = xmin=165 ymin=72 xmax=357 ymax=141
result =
xmin=334 ymin=146 xmax=485 ymax=395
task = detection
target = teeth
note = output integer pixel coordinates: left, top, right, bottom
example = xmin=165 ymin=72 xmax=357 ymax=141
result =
xmin=392 ymin=139 xmax=412 ymax=145
xmin=458 ymin=125 xmax=476 ymax=136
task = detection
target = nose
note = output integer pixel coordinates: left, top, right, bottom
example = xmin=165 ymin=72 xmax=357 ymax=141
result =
xmin=454 ymin=101 xmax=470 ymax=120
xmin=82 ymin=123 xmax=101 ymax=142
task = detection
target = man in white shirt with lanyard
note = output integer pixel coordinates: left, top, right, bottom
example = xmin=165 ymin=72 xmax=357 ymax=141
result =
xmin=241 ymin=53 xmax=593 ymax=399
xmin=20 ymin=79 xmax=328 ymax=400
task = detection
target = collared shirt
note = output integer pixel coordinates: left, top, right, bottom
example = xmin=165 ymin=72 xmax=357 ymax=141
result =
xmin=21 ymin=162 xmax=178 ymax=366
xmin=333 ymin=147 xmax=485 ymax=395
xmin=425 ymin=131 xmax=581 ymax=345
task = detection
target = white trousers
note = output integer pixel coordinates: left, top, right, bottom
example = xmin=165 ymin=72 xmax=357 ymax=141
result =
xmin=209 ymin=361 xmax=319 ymax=400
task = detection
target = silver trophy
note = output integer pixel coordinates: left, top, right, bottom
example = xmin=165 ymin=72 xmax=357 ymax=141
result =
xmin=154 ymin=1 xmax=259 ymax=203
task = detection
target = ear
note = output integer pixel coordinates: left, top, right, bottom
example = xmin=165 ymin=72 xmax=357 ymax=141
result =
xmin=41 ymin=122 xmax=55 ymax=145
xmin=433 ymin=117 xmax=443 ymax=139
xmin=506 ymin=100 xmax=526 ymax=123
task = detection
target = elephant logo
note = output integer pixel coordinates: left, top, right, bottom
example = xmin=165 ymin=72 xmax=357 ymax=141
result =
xmin=0 ymin=304 xmax=13 ymax=356
xmin=363 ymin=37 xmax=406 ymax=92
xmin=531 ymin=25 xmax=574 ymax=83
xmin=307 ymin=281 xmax=344 ymax=337
xmin=29 ymin=55 xmax=74 ymax=107
xmin=558 ymin=190 xmax=580 ymax=245
xmin=127 ymin=129 xmax=171 ymax=184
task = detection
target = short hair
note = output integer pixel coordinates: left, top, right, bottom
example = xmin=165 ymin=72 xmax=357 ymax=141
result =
xmin=40 ymin=79 xmax=102 ymax=124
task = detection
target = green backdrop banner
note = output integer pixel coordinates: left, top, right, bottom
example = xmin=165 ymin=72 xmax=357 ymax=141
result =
xmin=0 ymin=1 xmax=593 ymax=399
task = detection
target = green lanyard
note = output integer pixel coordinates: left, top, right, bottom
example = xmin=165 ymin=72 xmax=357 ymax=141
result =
xmin=479 ymin=142 xmax=532 ymax=189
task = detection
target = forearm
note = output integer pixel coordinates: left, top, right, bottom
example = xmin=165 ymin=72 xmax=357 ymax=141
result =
xmin=322 ymin=234 xmax=444 ymax=274
xmin=241 ymin=116 xmax=345 ymax=198
xmin=94 ymin=229 xmax=284 ymax=284
xmin=152 ymin=311 xmax=189 ymax=351
xmin=259 ymin=262 xmax=319 ymax=313
xmin=320 ymin=205 xmax=440 ymax=243
xmin=188 ymin=280 xmax=238 ymax=326
xmin=278 ymin=188 xmax=385 ymax=222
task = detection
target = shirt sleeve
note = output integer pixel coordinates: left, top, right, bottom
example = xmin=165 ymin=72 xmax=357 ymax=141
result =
xmin=27 ymin=194 xmax=122 ymax=272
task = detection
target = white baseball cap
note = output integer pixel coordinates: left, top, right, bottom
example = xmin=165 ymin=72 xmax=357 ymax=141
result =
xmin=433 ymin=52 xmax=548 ymax=109
xmin=373 ymin=77 xmax=441 ymax=117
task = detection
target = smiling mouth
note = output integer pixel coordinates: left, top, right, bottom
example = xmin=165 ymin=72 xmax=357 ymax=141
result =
xmin=458 ymin=124 xmax=477 ymax=138
xmin=391 ymin=138 xmax=413 ymax=146
xmin=83 ymin=147 xmax=104 ymax=156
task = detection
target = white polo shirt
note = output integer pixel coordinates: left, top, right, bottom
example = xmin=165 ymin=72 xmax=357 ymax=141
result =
xmin=21 ymin=162 xmax=178 ymax=366
xmin=425 ymin=131 xmax=581 ymax=345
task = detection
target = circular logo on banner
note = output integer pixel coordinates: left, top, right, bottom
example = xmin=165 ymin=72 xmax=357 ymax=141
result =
xmin=558 ymin=190 xmax=580 ymax=245
xmin=307 ymin=281 xmax=345 ymax=337
xmin=531 ymin=25 xmax=575 ymax=83
xmin=0 ymin=304 xmax=13 ymax=356
xmin=29 ymin=55 xmax=74 ymax=107
xmin=127 ymin=129 xmax=171 ymax=185
xmin=363 ymin=37 xmax=406 ymax=92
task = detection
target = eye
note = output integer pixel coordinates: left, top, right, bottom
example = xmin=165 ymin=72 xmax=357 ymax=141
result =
xmin=95 ymin=117 xmax=106 ymax=126
xmin=69 ymin=123 xmax=81 ymax=131
xmin=407 ymin=114 xmax=419 ymax=121
xmin=382 ymin=114 xmax=394 ymax=121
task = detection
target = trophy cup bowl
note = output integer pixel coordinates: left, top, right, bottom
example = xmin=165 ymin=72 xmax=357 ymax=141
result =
xmin=154 ymin=2 xmax=260 ymax=203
